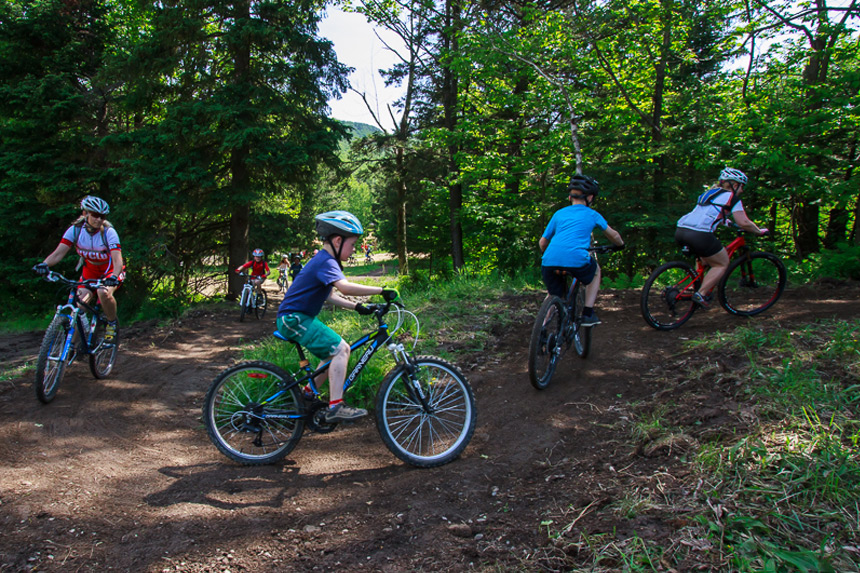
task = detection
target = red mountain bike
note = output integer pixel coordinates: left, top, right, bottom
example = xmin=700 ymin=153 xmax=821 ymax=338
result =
xmin=641 ymin=226 xmax=787 ymax=330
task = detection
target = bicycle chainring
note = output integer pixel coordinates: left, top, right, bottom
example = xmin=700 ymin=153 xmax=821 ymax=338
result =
xmin=306 ymin=400 xmax=338 ymax=434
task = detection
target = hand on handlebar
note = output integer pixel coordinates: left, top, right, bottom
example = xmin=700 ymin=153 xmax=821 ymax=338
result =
xmin=33 ymin=263 xmax=49 ymax=277
xmin=355 ymin=303 xmax=375 ymax=316
xmin=102 ymin=276 xmax=120 ymax=287
xmin=759 ymin=228 xmax=770 ymax=236
xmin=381 ymin=288 xmax=399 ymax=302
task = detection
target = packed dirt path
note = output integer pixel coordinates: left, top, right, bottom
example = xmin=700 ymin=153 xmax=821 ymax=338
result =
xmin=1 ymin=282 xmax=857 ymax=572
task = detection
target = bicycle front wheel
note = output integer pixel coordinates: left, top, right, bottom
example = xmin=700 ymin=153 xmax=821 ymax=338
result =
xmin=255 ymin=291 xmax=268 ymax=319
xmin=376 ymin=357 xmax=476 ymax=468
xmin=571 ymin=283 xmax=592 ymax=359
xmin=718 ymin=251 xmax=786 ymax=316
xmin=528 ymin=295 xmax=564 ymax=390
xmin=203 ymin=361 xmax=305 ymax=465
xmin=35 ymin=314 xmax=71 ymax=403
xmin=641 ymin=261 xmax=700 ymax=330
xmin=89 ymin=317 xmax=119 ymax=379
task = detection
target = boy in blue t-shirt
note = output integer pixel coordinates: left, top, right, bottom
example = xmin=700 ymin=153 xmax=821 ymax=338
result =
xmin=277 ymin=211 xmax=398 ymax=422
xmin=539 ymin=174 xmax=624 ymax=326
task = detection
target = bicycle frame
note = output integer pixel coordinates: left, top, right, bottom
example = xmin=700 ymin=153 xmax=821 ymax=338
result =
xmin=675 ymin=231 xmax=750 ymax=299
xmin=52 ymin=279 xmax=105 ymax=361
xmin=262 ymin=304 xmax=416 ymax=418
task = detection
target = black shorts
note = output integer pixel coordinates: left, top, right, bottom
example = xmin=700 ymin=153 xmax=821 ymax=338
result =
xmin=675 ymin=227 xmax=723 ymax=258
xmin=541 ymin=257 xmax=598 ymax=298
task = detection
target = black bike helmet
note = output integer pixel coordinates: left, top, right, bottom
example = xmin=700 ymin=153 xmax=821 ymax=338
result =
xmin=568 ymin=174 xmax=600 ymax=197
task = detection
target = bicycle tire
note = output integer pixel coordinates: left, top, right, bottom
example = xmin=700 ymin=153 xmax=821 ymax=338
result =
xmin=528 ymin=295 xmax=564 ymax=390
xmin=35 ymin=314 xmax=71 ymax=404
xmin=88 ymin=316 xmax=119 ymax=379
xmin=239 ymin=288 xmax=248 ymax=322
xmin=718 ymin=251 xmax=786 ymax=317
xmin=376 ymin=356 xmax=476 ymax=468
xmin=203 ymin=361 xmax=305 ymax=465
xmin=641 ymin=261 xmax=700 ymax=330
xmin=571 ymin=283 xmax=592 ymax=358
xmin=254 ymin=290 xmax=268 ymax=320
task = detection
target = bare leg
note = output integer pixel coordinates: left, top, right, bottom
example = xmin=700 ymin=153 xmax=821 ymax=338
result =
xmin=698 ymin=248 xmax=730 ymax=296
xmin=584 ymin=265 xmax=602 ymax=307
xmin=324 ymin=340 xmax=351 ymax=402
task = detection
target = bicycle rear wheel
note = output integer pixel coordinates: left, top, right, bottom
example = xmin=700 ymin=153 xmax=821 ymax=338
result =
xmin=254 ymin=291 xmax=268 ymax=319
xmin=89 ymin=317 xmax=119 ymax=379
xmin=718 ymin=251 xmax=786 ymax=316
xmin=570 ymin=283 xmax=592 ymax=358
xmin=203 ymin=361 xmax=305 ymax=465
xmin=528 ymin=295 xmax=564 ymax=389
xmin=35 ymin=314 xmax=71 ymax=403
xmin=641 ymin=261 xmax=700 ymax=330
xmin=376 ymin=357 xmax=476 ymax=468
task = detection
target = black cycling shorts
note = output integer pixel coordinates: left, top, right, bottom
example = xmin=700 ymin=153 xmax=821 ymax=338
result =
xmin=541 ymin=257 xmax=598 ymax=298
xmin=675 ymin=227 xmax=723 ymax=258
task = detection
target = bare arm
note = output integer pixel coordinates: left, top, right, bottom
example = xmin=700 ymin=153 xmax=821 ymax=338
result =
xmin=603 ymin=225 xmax=624 ymax=247
xmin=110 ymin=249 xmax=124 ymax=277
xmin=42 ymin=243 xmax=72 ymax=267
xmin=731 ymin=210 xmax=764 ymax=235
xmin=331 ymin=279 xmax=383 ymax=310
xmin=538 ymin=237 xmax=549 ymax=253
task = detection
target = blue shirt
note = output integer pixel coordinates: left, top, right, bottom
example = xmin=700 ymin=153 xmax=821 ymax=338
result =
xmin=278 ymin=250 xmax=344 ymax=317
xmin=541 ymin=204 xmax=608 ymax=268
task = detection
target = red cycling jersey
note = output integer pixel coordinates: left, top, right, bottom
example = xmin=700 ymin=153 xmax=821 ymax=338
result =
xmin=59 ymin=224 xmax=123 ymax=280
xmin=238 ymin=260 xmax=270 ymax=277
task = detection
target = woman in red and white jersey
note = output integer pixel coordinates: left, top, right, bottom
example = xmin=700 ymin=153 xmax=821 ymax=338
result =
xmin=34 ymin=196 xmax=124 ymax=346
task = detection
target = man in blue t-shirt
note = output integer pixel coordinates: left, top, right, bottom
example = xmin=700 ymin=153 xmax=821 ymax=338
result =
xmin=540 ymin=174 xmax=625 ymax=326
xmin=277 ymin=211 xmax=398 ymax=422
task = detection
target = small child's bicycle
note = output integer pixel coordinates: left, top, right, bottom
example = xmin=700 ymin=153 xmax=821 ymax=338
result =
xmin=34 ymin=271 xmax=119 ymax=403
xmin=640 ymin=225 xmax=787 ymax=330
xmin=237 ymin=272 xmax=267 ymax=322
xmin=527 ymin=245 xmax=620 ymax=390
xmin=203 ymin=299 xmax=477 ymax=468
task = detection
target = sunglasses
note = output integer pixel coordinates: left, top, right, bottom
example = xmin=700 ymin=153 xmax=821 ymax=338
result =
xmin=88 ymin=211 xmax=107 ymax=219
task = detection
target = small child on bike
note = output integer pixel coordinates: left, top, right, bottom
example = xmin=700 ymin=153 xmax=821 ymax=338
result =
xmin=539 ymin=174 xmax=625 ymax=327
xmin=675 ymin=168 xmax=768 ymax=309
xmin=288 ymin=253 xmax=303 ymax=280
xmin=276 ymin=211 xmax=398 ymax=422
xmin=234 ymin=249 xmax=270 ymax=294
xmin=276 ymin=255 xmax=289 ymax=292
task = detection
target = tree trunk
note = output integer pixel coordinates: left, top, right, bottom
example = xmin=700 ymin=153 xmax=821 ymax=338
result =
xmin=443 ymin=0 xmax=464 ymax=270
xmin=227 ymin=0 xmax=251 ymax=299
xmin=395 ymin=146 xmax=408 ymax=275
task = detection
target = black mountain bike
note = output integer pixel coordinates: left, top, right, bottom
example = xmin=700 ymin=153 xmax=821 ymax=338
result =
xmin=34 ymin=271 xmax=119 ymax=403
xmin=203 ymin=299 xmax=477 ymax=468
xmin=528 ymin=245 xmax=621 ymax=390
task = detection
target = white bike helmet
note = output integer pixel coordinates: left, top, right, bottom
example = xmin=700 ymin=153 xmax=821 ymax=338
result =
xmin=80 ymin=195 xmax=110 ymax=215
xmin=719 ymin=168 xmax=748 ymax=185
xmin=315 ymin=211 xmax=364 ymax=239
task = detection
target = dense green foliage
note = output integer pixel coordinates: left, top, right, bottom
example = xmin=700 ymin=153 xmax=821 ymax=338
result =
xmin=1 ymin=0 xmax=858 ymax=322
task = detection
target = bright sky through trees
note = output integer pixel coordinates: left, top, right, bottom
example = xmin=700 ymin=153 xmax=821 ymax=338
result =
xmin=319 ymin=8 xmax=405 ymax=127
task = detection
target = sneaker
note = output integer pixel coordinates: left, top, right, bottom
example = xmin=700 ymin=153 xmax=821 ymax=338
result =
xmin=692 ymin=292 xmax=711 ymax=310
xmin=103 ymin=321 xmax=118 ymax=347
xmin=324 ymin=402 xmax=368 ymax=422
xmin=581 ymin=313 xmax=602 ymax=327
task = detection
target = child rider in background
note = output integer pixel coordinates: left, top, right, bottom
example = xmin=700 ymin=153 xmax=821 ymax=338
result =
xmin=539 ymin=174 xmax=625 ymax=327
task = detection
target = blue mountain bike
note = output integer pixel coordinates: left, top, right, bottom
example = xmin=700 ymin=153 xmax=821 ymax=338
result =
xmin=34 ymin=271 xmax=119 ymax=403
xmin=203 ymin=299 xmax=477 ymax=468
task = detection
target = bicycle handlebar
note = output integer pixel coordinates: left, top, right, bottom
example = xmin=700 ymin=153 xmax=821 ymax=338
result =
xmin=589 ymin=244 xmax=624 ymax=254
xmin=42 ymin=270 xmax=107 ymax=290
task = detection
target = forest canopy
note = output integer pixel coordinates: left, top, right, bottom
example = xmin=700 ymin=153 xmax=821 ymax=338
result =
xmin=1 ymin=0 xmax=858 ymax=320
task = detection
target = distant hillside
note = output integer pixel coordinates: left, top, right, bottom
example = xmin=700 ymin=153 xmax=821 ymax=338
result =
xmin=340 ymin=120 xmax=382 ymax=139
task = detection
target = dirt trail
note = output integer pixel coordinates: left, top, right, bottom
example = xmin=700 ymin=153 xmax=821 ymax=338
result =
xmin=0 ymin=282 xmax=857 ymax=572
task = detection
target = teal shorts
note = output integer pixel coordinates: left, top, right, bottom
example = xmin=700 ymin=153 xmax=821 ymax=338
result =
xmin=276 ymin=313 xmax=342 ymax=359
